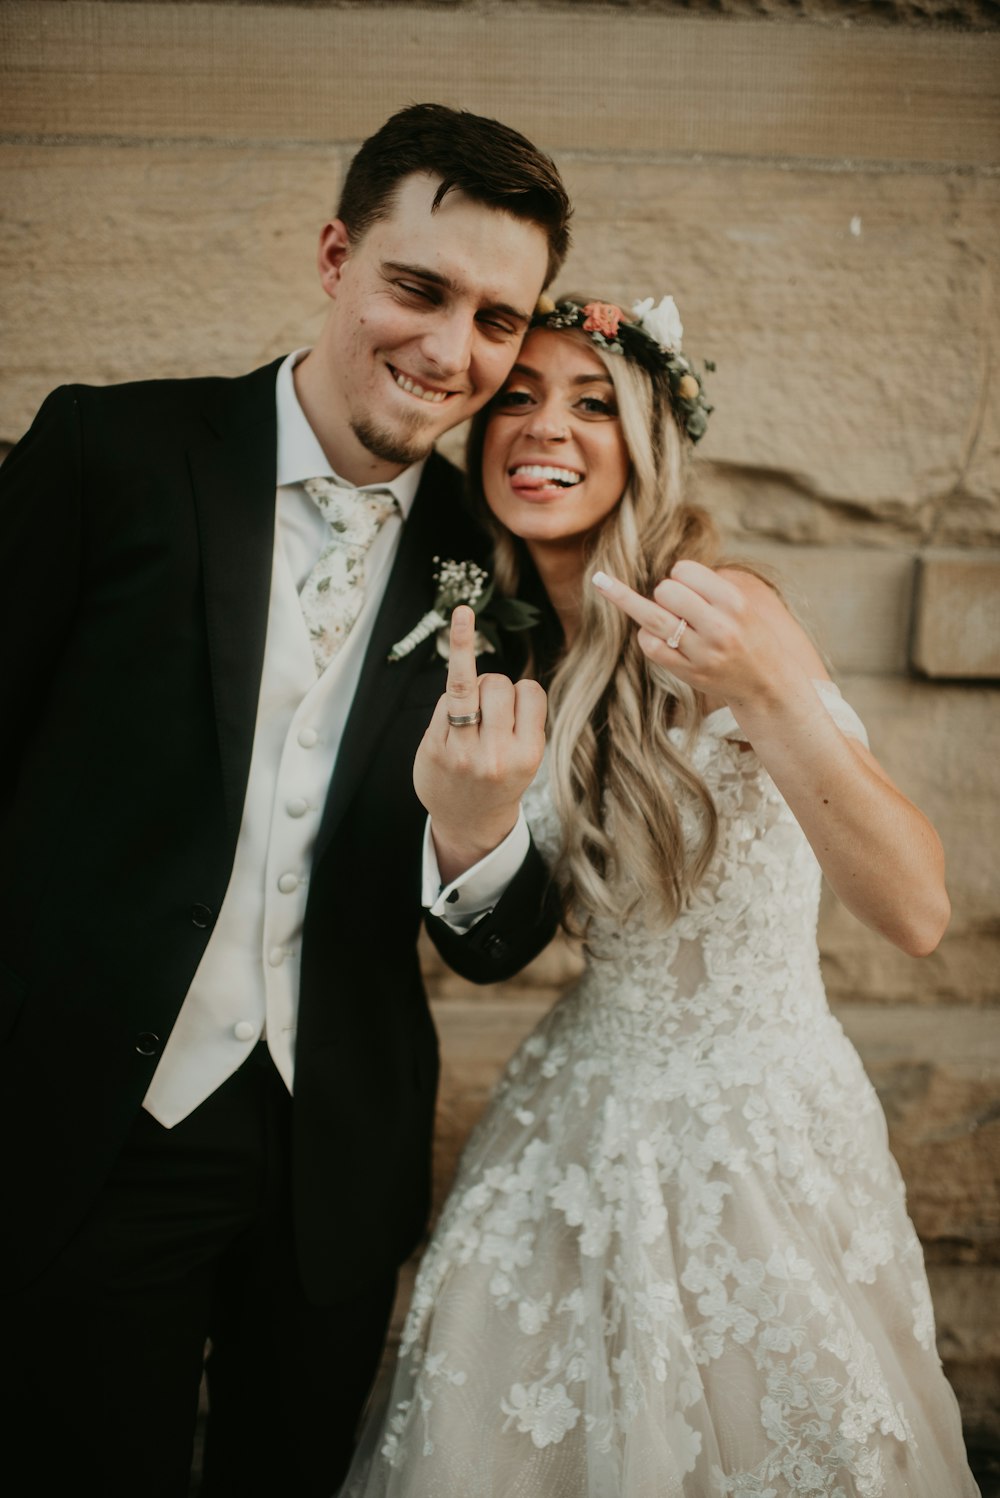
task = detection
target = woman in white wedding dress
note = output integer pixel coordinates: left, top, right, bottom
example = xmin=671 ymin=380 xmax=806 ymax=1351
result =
xmin=341 ymin=295 xmax=979 ymax=1497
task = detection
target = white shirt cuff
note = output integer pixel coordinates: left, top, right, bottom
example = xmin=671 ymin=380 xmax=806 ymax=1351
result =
xmin=422 ymin=810 xmax=531 ymax=930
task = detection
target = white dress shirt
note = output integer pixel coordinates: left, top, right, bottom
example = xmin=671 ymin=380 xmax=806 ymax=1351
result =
xmin=143 ymin=350 xmax=527 ymax=1126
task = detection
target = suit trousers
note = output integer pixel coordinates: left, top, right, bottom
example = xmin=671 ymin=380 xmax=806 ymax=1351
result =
xmin=3 ymin=1044 xmax=397 ymax=1498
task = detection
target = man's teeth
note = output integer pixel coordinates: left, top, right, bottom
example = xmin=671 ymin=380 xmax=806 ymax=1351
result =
xmin=512 ymin=465 xmax=582 ymax=487
xmin=392 ymin=370 xmax=449 ymax=403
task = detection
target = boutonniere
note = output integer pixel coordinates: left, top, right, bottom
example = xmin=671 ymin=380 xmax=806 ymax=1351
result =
xmin=388 ymin=557 xmax=540 ymax=663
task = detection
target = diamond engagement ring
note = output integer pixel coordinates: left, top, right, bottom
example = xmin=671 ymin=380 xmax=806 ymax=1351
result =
xmin=666 ymin=618 xmax=688 ymax=649
xmin=447 ymin=710 xmax=483 ymax=727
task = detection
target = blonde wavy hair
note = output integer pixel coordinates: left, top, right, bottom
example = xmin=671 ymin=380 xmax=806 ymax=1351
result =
xmin=466 ymin=325 xmax=723 ymax=936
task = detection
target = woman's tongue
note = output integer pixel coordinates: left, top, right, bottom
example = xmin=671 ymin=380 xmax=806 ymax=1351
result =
xmin=512 ymin=468 xmax=580 ymax=494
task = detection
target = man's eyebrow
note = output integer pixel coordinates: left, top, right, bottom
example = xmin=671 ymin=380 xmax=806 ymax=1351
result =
xmin=382 ymin=261 xmax=532 ymax=326
xmin=509 ymin=363 xmax=615 ymax=385
xmin=382 ymin=259 xmax=452 ymax=289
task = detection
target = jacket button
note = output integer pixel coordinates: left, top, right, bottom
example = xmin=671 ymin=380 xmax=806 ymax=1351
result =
xmin=483 ymin=933 xmax=507 ymax=960
xmin=191 ymin=903 xmax=214 ymax=929
xmin=135 ymin=1031 xmax=160 ymax=1056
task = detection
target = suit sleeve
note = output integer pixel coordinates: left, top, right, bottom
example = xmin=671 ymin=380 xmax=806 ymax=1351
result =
xmin=424 ymin=834 xmax=561 ymax=983
xmin=0 ymin=387 xmax=84 ymax=793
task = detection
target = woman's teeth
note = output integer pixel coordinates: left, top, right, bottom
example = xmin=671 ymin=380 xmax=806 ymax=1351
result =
xmin=392 ymin=369 xmax=449 ymax=403
xmin=511 ymin=465 xmax=582 ymax=487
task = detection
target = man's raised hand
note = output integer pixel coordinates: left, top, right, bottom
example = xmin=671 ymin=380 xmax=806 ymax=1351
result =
xmin=413 ymin=605 xmax=547 ymax=884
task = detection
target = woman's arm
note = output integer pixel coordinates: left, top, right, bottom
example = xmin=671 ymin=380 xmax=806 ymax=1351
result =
xmin=593 ymin=561 xmax=949 ymax=956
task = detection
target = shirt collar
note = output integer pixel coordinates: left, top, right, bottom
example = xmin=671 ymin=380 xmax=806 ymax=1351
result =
xmin=275 ymin=348 xmax=424 ymax=517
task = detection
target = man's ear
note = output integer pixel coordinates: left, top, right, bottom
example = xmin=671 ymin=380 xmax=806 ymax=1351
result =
xmin=317 ymin=219 xmax=353 ymax=299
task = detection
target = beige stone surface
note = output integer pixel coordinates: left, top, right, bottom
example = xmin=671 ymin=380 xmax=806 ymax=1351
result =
xmin=112 ymin=0 xmax=1000 ymax=24
xmin=734 ymin=541 xmax=916 ymax=675
xmin=0 ymin=143 xmax=344 ymax=441
xmin=845 ymin=674 xmax=999 ymax=871
xmin=911 ymin=550 xmax=1000 ymax=679
xmin=3 ymin=3 xmax=998 ymax=164
xmin=835 ymin=1004 xmax=1000 ymax=1261
xmin=927 ymin=1264 xmax=1000 ymax=1440
xmin=821 ymin=912 xmax=1000 ymax=1009
xmin=4 ymin=147 xmax=998 ymax=553
xmin=557 ymin=162 xmax=1000 ymax=544
xmin=817 ymin=675 xmax=1000 ymax=1005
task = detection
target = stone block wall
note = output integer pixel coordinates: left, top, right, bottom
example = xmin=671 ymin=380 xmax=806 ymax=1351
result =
xmin=2 ymin=0 xmax=998 ymax=1468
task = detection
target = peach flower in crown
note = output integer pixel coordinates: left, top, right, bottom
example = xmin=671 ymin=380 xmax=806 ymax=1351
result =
xmin=581 ymin=302 xmax=623 ymax=339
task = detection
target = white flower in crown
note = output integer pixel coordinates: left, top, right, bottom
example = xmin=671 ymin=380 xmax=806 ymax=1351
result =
xmin=631 ymin=295 xmax=684 ymax=353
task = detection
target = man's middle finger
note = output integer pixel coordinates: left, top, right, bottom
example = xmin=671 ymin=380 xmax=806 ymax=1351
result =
xmin=446 ymin=605 xmax=482 ymax=724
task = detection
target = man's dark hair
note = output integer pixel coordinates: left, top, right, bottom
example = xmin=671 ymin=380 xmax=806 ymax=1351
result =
xmin=337 ymin=103 xmax=572 ymax=286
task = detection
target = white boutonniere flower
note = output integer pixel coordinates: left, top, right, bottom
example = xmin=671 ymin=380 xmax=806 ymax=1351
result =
xmin=388 ymin=557 xmax=540 ymax=663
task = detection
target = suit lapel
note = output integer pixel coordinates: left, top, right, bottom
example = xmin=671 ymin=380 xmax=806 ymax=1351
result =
xmin=187 ymin=360 xmax=283 ymax=843
xmin=313 ymin=452 xmax=468 ymax=864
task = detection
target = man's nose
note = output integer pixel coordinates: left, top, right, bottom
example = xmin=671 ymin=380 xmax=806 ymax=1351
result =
xmin=420 ymin=309 xmax=474 ymax=379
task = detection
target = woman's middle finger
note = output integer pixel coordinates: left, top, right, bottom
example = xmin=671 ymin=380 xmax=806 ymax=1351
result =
xmin=650 ymin=578 xmax=720 ymax=642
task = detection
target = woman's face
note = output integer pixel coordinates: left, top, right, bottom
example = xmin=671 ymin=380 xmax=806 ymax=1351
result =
xmin=481 ymin=329 xmax=630 ymax=557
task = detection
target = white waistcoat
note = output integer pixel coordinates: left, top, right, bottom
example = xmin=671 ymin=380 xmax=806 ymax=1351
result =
xmin=143 ymin=515 xmax=383 ymax=1127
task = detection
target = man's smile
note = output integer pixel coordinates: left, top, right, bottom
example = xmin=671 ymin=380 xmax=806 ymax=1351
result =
xmin=388 ymin=364 xmax=456 ymax=404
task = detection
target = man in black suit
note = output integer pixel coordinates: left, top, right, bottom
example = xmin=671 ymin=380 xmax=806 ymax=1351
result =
xmin=0 ymin=104 xmax=570 ymax=1496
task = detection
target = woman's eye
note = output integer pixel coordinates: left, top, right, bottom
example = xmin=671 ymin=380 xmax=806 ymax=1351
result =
xmin=578 ymin=396 xmax=616 ymax=416
xmin=496 ymin=389 xmax=534 ymax=408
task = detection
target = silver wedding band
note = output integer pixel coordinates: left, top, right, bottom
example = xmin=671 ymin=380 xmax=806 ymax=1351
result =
xmin=667 ymin=618 xmax=688 ymax=650
xmin=447 ymin=709 xmax=482 ymax=727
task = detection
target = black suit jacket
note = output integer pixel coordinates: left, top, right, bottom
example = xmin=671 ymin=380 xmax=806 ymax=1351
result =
xmin=0 ymin=360 xmax=558 ymax=1297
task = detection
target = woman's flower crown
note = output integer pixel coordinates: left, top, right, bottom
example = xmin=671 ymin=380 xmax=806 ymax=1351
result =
xmin=532 ymin=294 xmax=714 ymax=443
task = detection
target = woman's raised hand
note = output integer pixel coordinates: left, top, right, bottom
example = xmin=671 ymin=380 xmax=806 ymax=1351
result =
xmin=593 ymin=559 xmax=798 ymax=713
xmin=593 ymin=559 xmax=949 ymax=955
xmin=414 ymin=605 xmax=547 ymax=885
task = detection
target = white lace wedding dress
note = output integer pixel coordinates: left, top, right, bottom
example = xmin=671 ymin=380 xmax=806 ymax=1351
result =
xmin=342 ymin=684 xmax=979 ymax=1497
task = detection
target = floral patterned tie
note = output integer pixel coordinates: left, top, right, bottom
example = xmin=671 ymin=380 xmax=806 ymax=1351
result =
xmin=299 ymin=477 xmax=399 ymax=672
